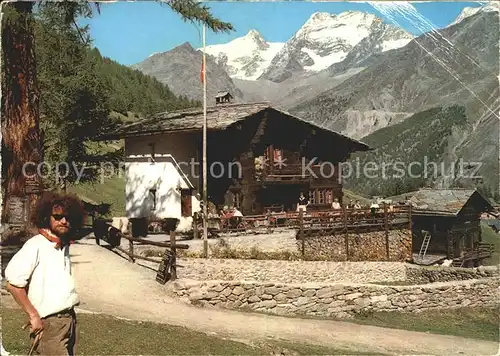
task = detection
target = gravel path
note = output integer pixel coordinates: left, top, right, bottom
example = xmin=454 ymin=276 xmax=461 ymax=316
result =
xmin=70 ymin=240 xmax=498 ymax=356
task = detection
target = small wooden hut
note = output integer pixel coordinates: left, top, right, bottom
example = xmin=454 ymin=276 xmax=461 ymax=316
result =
xmin=410 ymin=188 xmax=494 ymax=266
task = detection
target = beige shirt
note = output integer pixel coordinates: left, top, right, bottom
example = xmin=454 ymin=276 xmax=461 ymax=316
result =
xmin=332 ymin=202 xmax=341 ymax=209
xmin=5 ymin=234 xmax=79 ymax=318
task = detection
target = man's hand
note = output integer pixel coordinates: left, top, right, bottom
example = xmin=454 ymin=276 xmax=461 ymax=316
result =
xmin=6 ymin=282 xmax=43 ymax=335
xmin=28 ymin=313 xmax=43 ymax=336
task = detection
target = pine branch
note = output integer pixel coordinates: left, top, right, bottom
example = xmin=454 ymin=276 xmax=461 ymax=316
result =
xmin=72 ymin=17 xmax=88 ymax=45
xmin=161 ymin=0 xmax=234 ymax=33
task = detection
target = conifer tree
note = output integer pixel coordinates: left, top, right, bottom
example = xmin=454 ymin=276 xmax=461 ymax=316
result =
xmin=1 ymin=0 xmax=233 ymax=238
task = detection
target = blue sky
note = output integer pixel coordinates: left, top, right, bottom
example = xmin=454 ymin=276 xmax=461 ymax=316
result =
xmin=78 ymin=1 xmax=485 ymax=66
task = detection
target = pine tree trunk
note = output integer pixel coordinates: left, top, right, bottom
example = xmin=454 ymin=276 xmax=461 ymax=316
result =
xmin=1 ymin=2 xmax=43 ymax=240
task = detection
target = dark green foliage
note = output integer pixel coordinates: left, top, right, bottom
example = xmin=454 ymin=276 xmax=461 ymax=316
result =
xmin=89 ymin=48 xmax=199 ymax=116
xmin=477 ymin=183 xmax=500 ymax=204
xmin=35 ymin=3 xmax=120 ymax=188
xmin=34 ymin=2 xmax=201 ymax=191
xmin=344 ymin=105 xmax=470 ymax=197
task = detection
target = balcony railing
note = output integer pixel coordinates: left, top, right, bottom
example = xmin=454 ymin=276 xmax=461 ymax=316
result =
xmin=258 ymin=162 xmax=339 ymax=181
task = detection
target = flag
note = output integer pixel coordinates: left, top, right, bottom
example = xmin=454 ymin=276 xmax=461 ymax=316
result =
xmin=200 ymin=60 xmax=205 ymax=83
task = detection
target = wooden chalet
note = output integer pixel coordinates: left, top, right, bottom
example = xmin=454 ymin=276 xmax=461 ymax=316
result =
xmin=215 ymin=91 xmax=233 ymax=105
xmin=96 ymin=98 xmax=370 ymax=220
xmin=409 ymin=188 xmax=495 ymax=266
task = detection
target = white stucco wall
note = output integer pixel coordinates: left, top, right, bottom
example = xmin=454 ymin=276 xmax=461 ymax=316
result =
xmin=124 ymin=132 xmax=201 ymax=221
xmin=125 ymin=158 xmax=182 ymax=219
xmin=125 ymin=132 xmax=200 ymax=191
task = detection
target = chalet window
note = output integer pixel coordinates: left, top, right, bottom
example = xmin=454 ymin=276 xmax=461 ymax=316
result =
xmin=233 ymin=192 xmax=241 ymax=209
xmin=181 ymin=189 xmax=192 ymax=217
xmin=273 ymin=149 xmax=283 ymax=162
xmin=325 ymin=190 xmax=333 ymax=203
xmin=318 ymin=190 xmax=325 ymax=204
xmin=308 ymin=189 xmax=333 ymax=204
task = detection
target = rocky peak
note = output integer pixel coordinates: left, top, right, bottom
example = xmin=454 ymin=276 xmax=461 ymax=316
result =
xmin=259 ymin=10 xmax=399 ymax=82
xmin=173 ymin=42 xmax=197 ymax=54
xmin=243 ymin=29 xmax=269 ymax=50
xmin=451 ymin=2 xmax=499 ymax=26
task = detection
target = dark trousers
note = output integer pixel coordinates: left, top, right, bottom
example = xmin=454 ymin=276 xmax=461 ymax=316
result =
xmin=31 ymin=309 xmax=78 ymax=355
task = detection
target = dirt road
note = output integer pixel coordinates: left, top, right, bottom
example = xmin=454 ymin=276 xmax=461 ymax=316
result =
xmin=70 ymin=240 xmax=498 ymax=355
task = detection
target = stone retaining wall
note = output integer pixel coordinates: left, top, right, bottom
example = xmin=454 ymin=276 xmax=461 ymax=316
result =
xmin=177 ymin=258 xmax=499 ymax=285
xmin=168 ymin=278 xmax=499 ymax=319
xmin=406 ymin=265 xmax=499 ymax=284
xmin=301 ymin=229 xmax=412 ymax=262
xmin=177 ymin=259 xmax=407 ymax=284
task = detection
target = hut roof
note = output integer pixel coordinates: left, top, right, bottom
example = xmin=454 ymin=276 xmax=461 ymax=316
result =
xmin=95 ymin=102 xmax=370 ymax=151
xmin=215 ymin=91 xmax=232 ymax=98
xmin=410 ymin=188 xmax=494 ymax=216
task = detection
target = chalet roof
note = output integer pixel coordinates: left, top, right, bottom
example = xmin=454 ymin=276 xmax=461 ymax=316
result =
xmin=95 ymin=102 xmax=370 ymax=150
xmin=410 ymin=188 xmax=494 ymax=217
xmin=216 ymin=91 xmax=232 ymax=98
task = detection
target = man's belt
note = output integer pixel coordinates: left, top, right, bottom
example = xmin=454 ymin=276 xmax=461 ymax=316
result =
xmin=42 ymin=307 xmax=75 ymax=319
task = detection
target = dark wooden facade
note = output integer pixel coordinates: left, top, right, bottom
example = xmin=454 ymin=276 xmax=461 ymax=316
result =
xmin=95 ymin=102 xmax=369 ymax=217
xmin=411 ymin=190 xmax=494 ymax=265
xmin=200 ymin=108 xmax=363 ymax=215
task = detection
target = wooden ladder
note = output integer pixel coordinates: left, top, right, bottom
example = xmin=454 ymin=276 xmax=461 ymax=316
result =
xmin=418 ymin=231 xmax=431 ymax=260
xmin=452 ymin=258 xmax=464 ymax=267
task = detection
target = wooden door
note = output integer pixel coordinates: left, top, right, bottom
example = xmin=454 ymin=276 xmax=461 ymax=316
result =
xmin=181 ymin=189 xmax=192 ymax=217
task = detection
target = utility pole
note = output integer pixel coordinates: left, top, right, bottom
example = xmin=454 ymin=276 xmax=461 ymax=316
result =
xmin=202 ymin=24 xmax=208 ymax=258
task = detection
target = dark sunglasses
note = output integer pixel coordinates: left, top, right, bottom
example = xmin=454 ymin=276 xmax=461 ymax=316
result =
xmin=52 ymin=214 xmax=70 ymax=221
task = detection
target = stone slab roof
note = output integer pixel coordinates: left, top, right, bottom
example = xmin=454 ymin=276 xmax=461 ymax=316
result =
xmin=410 ymin=188 xmax=493 ymax=216
xmin=95 ymin=102 xmax=370 ymax=151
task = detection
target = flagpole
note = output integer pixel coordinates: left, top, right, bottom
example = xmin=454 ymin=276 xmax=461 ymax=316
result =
xmin=202 ymin=23 xmax=208 ymax=258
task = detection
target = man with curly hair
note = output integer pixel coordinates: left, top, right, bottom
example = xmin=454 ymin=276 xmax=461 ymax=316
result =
xmin=5 ymin=190 xmax=85 ymax=355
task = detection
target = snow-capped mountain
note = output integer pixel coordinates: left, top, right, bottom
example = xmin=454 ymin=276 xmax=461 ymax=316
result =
xmin=327 ymin=17 xmax=414 ymax=76
xmin=450 ymin=2 xmax=499 ymax=26
xmin=259 ymin=11 xmax=414 ymax=82
xmin=201 ymin=30 xmax=284 ymax=81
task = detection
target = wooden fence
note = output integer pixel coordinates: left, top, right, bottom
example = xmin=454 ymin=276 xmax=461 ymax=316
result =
xmin=91 ymin=206 xmax=412 ymax=280
xmin=192 ymin=205 xmax=413 ymax=237
xmin=93 ymin=220 xmax=189 ymax=283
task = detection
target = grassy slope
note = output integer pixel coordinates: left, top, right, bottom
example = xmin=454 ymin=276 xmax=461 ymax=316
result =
xmin=68 ymin=176 xmax=126 ymax=217
xmin=350 ymin=307 xmax=499 ymax=342
xmin=244 ymin=306 xmax=499 ymax=342
xmin=343 ymin=189 xmax=371 ymax=205
xmin=344 ymin=106 xmax=468 ymax=197
xmin=481 ymin=222 xmax=500 ymax=266
xmin=1 ymin=308 xmax=379 ymax=355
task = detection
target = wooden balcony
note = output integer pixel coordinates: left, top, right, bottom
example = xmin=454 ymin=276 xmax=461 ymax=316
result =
xmin=257 ymin=162 xmax=340 ymax=184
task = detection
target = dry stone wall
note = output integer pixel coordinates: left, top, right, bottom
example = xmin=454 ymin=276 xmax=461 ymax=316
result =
xmin=406 ymin=265 xmax=499 ymax=284
xmin=177 ymin=258 xmax=499 ymax=285
xmin=301 ymin=229 xmax=412 ymax=262
xmin=168 ymin=278 xmax=500 ymax=319
xmin=177 ymin=258 xmax=407 ymax=284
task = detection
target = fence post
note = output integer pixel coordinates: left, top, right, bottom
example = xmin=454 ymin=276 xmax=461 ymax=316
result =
xmin=266 ymin=210 xmax=272 ymax=233
xmin=299 ymin=209 xmax=305 ymax=258
xmin=193 ymin=212 xmax=199 ymax=240
xmin=408 ymin=203 xmax=412 ymax=231
xmin=128 ymin=235 xmax=134 ymax=263
xmin=170 ymin=229 xmax=177 ymax=280
xmin=384 ymin=204 xmax=389 ymax=260
xmin=343 ymin=207 xmax=349 ymax=260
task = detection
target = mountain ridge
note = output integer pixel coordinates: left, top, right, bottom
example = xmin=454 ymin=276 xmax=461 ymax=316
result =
xmin=258 ymin=10 xmax=414 ymax=82
xmin=132 ymin=42 xmax=245 ymax=103
xmin=200 ymin=29 xmax=285 ymax=80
